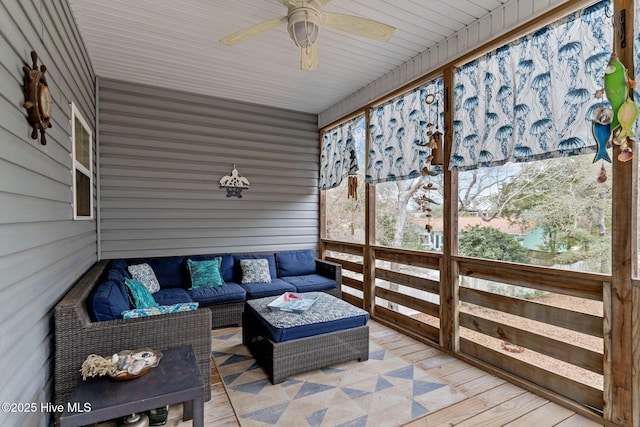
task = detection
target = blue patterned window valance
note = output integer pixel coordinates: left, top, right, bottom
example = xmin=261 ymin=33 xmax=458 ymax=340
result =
xmin=451 ymin=0 xmax=612 ymax=171
xmin=319 ymin=114 xmax=364 ymax=190
xmin=367 ymin=78 xmax=444 ymax=183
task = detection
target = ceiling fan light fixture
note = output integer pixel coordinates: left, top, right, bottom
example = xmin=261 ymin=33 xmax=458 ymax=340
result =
xmin=220 ymin=0 xmax=395 ymax=72
xmin=288 ymin=8 xmax=320 ymax=48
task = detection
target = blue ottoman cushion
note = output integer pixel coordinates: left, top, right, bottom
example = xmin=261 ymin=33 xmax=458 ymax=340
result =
xmin=245 ymin=293 xmax=369 ymax=342
xmin=187 ymin=282 xmax=247 ymax=305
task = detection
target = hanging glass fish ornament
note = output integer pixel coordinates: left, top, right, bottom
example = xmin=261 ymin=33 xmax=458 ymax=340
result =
xmin=604 ymin=57 xmax=629 ymax=131
xmin=616 ymin=98 xmax=639 ymax=140
xmin=591 ymin=121 xmax=612 ymax=163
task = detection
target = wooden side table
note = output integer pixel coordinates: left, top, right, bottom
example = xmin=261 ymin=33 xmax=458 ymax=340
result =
xmin=60 ymin=345 xmax=204 ymax=427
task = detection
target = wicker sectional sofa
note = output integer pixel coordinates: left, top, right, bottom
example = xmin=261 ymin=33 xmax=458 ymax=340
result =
xmin=53 ymin=250 xmax=342 ymax=419
xmin=54 ymin=260 xmax=213 ymax=424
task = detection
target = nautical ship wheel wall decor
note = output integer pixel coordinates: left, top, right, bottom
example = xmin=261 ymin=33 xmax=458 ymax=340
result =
xmin=23 ymin=51 xmax=53 ymax=145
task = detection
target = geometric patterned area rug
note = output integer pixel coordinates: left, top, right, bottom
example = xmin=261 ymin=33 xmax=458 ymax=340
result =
xmin=212 ymin=330 xmax=467 ymax=427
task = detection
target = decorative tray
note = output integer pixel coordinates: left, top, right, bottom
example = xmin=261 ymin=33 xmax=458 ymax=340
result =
xmin=268 ymin=292 xmax=320 ymax=313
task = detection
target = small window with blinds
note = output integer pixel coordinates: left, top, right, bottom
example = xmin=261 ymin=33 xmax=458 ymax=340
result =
xmin=71 ymin=102 xmax=93 ymax=219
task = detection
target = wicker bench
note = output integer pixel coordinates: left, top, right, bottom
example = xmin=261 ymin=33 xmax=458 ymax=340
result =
xmin=54 ymin=261 xmax=212 ymax=425
xmin=242 ymin=293 xmax=369 ymax=384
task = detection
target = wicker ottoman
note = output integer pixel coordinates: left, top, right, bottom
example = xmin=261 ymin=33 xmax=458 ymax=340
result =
xmin=242 ymin=293 xmax=369 ymax=384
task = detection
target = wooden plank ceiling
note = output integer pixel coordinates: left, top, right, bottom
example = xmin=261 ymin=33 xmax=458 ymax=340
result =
xmin=69 ymin=0 xmax=512 ymax=114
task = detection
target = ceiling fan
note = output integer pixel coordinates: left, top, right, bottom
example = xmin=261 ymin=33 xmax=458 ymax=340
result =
xmin=219 ymin=0 xmax=395 ymax=71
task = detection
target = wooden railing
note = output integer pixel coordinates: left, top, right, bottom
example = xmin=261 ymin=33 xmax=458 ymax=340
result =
xmin=322 ymin=238 xmax=607 ymax=415
xmin=456 ymin=257 xmax=606 ymax=411
xmin=324 ymin=240 xmax=364 ymax=308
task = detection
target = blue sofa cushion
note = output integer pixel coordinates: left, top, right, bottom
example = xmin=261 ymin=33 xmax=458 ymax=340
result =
xmin=239 ymin=278 xmax=296 ymax=299
xmin=106 ymin=267 xmax=129 ymax=283
xmin=125 ymin=256 xmax=185 ymax=288
xmin=275 ymin=249 xmax=316 ymax=277
xmin=188 ymin=254 xmax=234 ymax=283
xmin=233 ymin=254 xmax=277 ymax=283
xmin=88 ymin=280 xmax=131 ymax=321
xmin=281 ymin=274 xmax=336 ymax=293
xmin=110 ymin=259 xmax=129 ymax=271
xmin=152 ymin=288 xmax=193 ymax=306
xmin=188 ymin=282 xmax=247 ymax=306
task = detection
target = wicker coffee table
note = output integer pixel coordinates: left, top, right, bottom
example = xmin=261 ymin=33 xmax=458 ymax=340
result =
xmin=242 ymin=292 xmax=369 ymax=384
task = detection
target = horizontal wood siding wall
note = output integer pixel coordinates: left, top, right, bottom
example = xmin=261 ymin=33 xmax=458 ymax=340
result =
xmin=318 ymin=0 xmax=569 ymax=127
xmin=0 ymin=1 xmax=96 ymax=426
xmin=98 ymin=79 xmax=320 ymax=259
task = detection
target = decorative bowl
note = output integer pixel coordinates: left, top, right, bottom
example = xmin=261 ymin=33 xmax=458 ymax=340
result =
xmin=107 ymin=349 xmax=162 ymax=381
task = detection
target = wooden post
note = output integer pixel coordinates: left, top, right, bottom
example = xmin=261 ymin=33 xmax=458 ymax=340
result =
xmin=633 ymin=278 xmax=640 ymax=427
xmin=605 ymin=1 xmax=636 ymax=425
xmin=319 ymin=189 xmax=327 ymax=258
xmin=439 ymin=67 xmax=460 ymax=352
xmin=362 ymin=112 xmax=376 ymax=314
xmin=319 ymin=124 xmax=328 ymax=260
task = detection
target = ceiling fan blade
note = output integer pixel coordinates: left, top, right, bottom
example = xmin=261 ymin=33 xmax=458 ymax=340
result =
xmin=300 ymin=43 xmax=318 ymax=71
xmin=275 ymin=0 xmax=298 ymax=8
xmin=220 ymin=16 xmax=287 ymax=46
xmin=278 ymin=0 xmax=331 ymax=8
xmin=321 ymin=12 xmax=395 ymax=42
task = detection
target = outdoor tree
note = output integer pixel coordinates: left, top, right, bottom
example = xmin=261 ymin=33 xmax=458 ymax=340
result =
xmin=325 ymin=172 xmax=366 ymax=243
xmin=375 ymin=177 xmax=426 ymax=247
xmin=494 ymin=156 xmax=611 ymax=270
xmin=326 ymin=152 xmax=613 ymax=310
xmin=459 ymin=225 xmax=530 ymax=263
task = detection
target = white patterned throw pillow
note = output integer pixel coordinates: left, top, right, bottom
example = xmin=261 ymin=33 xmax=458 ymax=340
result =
xmin=240 ymin=259 xmax=271 ymax=284
xmin=127 ymin=263 xmax=161 ymax=294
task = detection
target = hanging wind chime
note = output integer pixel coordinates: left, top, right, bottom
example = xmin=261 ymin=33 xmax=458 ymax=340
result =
xmin=420 ymin=93 xmax=444 ymax=176
xmin=591 ymin=12 xmax=638 ymax=183
xmin=413 ymin=182 xmax=439 ymax=233
xmin=347 ymin=148 xmax=358 ymax=200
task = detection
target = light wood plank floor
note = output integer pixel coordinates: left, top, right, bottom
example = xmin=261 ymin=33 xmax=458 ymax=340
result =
xmin=162 ymin=320 xmax=603 ymax=427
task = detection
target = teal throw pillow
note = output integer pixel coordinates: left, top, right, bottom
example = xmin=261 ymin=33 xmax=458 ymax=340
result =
xmin=240 ymin=259 xmax=271 ymax=284
xmin=124 ymin=278 xmax=159 ymax=309
xmin=187 ymin=258 xmax=225 ymax=289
